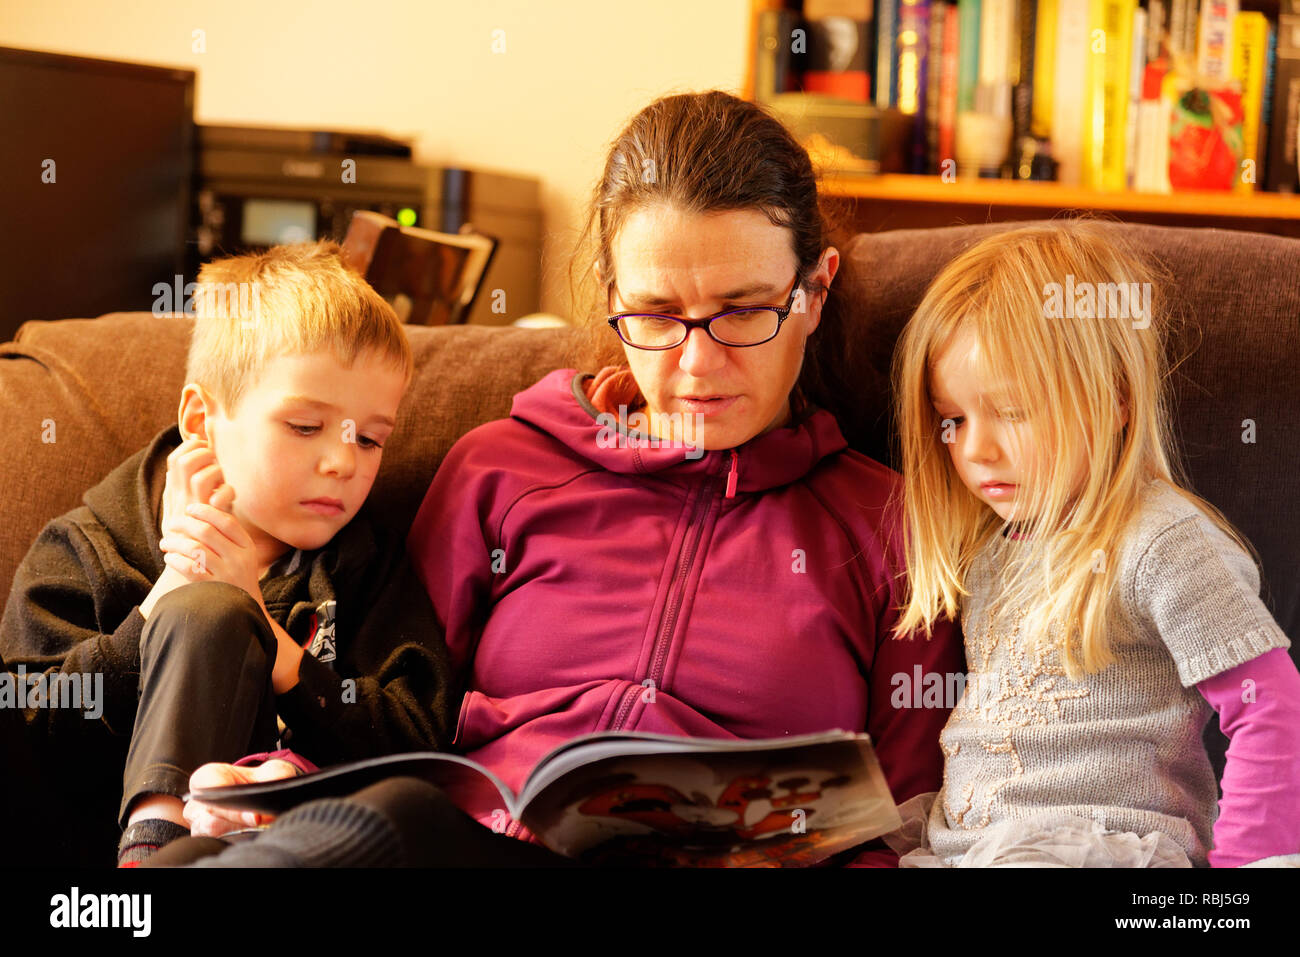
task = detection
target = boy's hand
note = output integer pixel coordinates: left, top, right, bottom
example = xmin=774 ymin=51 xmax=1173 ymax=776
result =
xmin=159 ymin=502 xmax=262 ymax=600
xmin=184 ymin=760 xmax=299 ymax=837
xmin=142 ymin=438 xmax=238 ymax=620
xmin=160 ymin=502 xmax=307 ymax=694
xmin=160 ymin=436 xmax=236 ymax=538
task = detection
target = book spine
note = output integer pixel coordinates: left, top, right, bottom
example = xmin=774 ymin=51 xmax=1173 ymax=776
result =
xmin=957 ymin=0 xmax=982 ymax=112
xmin=878 ymin=0 xmax=900 ymax=107
xmin=1013 ymin=0 xmax=1038 ymax=145
xmin=1127 ymin=7 xmax=1148 ymax=188
xmin=927 ymin=1 xmax=949 ymax=171
xmin=1169 ymin=0 xmax=1196 ymax=63
xmin=939 ymin=2 xmax=962 ymax=165
xmin=1260 ymin=22 xmax=1276 ymax=186
xmin=901 ymin=0 xmax=933 ymax=171
xmin=1146 ymin=0 xmax=1165 ymax=64
xmin=1232 ymin=11 xmax=1268 ymax=192
xmin=898 ymin=0 xmax=931 ymax=112
xmin=1083 ymin=0 xmax=1107 ymax=187
xmin=1099 ymin=0 xmax=1136 ymax=190
xmin=754 ymin=9 xmax=798 ymax=102
xmin=1197 ymin=0 xmax=1239 ymax=84
xmin=1032 ymin=0 xmax=1057 ymax=137
xmin=1055 ymin=0 xmax=1092 ymax=185
xmin=1264 ymin=9 xmax=1300 ymax=192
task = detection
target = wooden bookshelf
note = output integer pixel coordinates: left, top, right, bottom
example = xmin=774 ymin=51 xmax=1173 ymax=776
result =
xmin=751 ymin=0 xmax=1300 ymax=238
xmin=819 ymin=171 xmax=1300 ymax=236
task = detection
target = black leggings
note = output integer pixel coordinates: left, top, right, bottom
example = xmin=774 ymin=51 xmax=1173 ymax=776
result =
xmin=121 ymin=580 xmax=281 ymax=825
xmin=147 ymin=777 xmax=576 ymax=867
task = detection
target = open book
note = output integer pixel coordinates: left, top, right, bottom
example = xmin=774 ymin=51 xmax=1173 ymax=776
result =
xmin=190 ymin=729 xmax=903 ymax=866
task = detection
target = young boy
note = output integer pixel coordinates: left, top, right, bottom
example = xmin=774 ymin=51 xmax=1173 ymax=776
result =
xmin=0 ymin=241 xmax=455 ymax=865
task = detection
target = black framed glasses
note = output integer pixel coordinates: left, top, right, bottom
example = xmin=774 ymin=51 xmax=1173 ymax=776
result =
xmin=607 ymin=273 xmax=803 ymax=350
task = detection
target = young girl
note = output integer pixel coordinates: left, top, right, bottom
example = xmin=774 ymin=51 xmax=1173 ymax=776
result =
xmin=887 ymin=220 xmax=1300 ymax=867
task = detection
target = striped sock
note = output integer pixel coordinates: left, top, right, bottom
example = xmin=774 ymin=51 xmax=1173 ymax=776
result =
xmin=118 ymin=818 xmax=190 ymax=867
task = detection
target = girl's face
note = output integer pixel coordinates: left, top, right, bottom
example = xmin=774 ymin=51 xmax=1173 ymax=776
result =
xmin=609 ymin=203 xmax=837 ymax=451
xmin=928 ymin=327 xmax=1088 ymax=523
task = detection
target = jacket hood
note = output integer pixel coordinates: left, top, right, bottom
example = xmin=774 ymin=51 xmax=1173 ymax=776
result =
xmin=82 ymin=426 xmax=175 ymax=577
xmin=509 ymin=369 xmax=848 ymax=493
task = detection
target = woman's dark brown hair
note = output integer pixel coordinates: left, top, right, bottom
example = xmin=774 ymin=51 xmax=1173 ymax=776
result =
xmin=568 ymin=90 xmax=862 ymax=440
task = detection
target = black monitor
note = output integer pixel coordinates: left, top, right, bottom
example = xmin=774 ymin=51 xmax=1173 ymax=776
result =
xmin=0 ymin=46 xmax=195 ymax=341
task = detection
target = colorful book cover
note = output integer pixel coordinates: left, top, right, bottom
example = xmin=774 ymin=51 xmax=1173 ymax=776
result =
xmin=1165 ymin=75 xmax=1245 ymax=189
xmin=191 ymin=729 xmax=904 ymax=867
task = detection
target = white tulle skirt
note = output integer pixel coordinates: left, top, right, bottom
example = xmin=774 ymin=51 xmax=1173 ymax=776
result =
xmin=882 ymin=793 xmax=1195 ymax=868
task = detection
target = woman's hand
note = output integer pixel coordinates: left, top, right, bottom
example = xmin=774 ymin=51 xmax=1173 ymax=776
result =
xmin=184 ymin=759 xmax=300 ymax=838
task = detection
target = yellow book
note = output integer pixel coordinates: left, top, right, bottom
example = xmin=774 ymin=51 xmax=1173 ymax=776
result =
xmin=1084 ymin=0 xmax=1105 ymax=188
xmin=1101 ymin=0 xmax=1137 ymax=190
xmin=1033 ymin=0 xmax=1058 ymax=139
xmin=1086 ymin=0 xmax=1137 ymax=189
xmin=1233 ymin=11 xmax=1269 ymax=193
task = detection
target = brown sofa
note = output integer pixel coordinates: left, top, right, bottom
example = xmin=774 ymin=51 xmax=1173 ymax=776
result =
xmin=3 ymin=219 xmax=1297 ymax=666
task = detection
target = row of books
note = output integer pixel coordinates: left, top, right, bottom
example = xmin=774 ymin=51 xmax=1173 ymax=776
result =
xmin=756 ymin=0 xmax=1300 ymax=193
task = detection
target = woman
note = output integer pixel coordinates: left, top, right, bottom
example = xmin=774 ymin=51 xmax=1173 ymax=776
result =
xmin=170 ymin=90 xmax=962 ymax=868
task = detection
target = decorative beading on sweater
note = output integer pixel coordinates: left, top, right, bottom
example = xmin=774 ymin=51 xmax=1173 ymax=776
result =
xmin=926 ymin=479 xmax=1291 ymax=866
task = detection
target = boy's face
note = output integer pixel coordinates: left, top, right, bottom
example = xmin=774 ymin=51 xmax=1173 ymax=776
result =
xmin=201 ymin=349 xmax=407 ymax=570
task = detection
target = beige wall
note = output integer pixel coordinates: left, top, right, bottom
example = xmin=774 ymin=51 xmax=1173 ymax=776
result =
xmin=2 ymin=0 xmax=751 ymax=317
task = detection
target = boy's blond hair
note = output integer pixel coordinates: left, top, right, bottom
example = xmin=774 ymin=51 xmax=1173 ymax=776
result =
xmin=186 ymin=240 xmax=412 ymax=413
xmin=890 ymin=219 xmax=1257 ymax=677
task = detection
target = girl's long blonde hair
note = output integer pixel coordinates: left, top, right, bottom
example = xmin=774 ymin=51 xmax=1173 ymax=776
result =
xmin=890 ymin=219 xmax=1257 ymax=677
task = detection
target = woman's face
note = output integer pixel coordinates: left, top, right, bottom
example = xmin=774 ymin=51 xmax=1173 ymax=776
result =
xmin=609 ymin=204 xmax=838 ymax=451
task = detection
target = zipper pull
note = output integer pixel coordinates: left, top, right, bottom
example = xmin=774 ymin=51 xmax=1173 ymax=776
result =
xmin=724 ymin=449 xmax=739 ymax=499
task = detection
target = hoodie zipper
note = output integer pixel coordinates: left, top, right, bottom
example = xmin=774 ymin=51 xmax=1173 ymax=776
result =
xmin=609 ymin=450 xmax=732 ymax=731
xmin=505 ymin=449 xmax=736 ymax=839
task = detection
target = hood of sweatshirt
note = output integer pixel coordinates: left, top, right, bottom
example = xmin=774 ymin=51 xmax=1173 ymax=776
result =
xmin=81 ymin=426 xmax=174 ymax=578
xmin=508 ymin=369 xmax=848 ymax=493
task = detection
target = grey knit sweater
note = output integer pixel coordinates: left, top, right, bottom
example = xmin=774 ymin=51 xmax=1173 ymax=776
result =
xmin=925 ymin=479 xmax=1290 ymax=866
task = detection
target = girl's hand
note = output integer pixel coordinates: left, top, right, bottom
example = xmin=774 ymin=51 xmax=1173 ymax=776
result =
xmin=184 ymin=760 xmax=299 ymax=837
xmin=159 ymin=502 xmax=261 ymax=600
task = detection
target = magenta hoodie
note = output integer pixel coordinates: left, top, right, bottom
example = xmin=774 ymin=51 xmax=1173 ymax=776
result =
xmin=407 ymin=369 xmax=964 ymax=864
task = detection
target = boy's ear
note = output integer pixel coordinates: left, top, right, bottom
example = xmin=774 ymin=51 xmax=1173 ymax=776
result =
xmin=177 ymin=383 xmax=218 ymax=443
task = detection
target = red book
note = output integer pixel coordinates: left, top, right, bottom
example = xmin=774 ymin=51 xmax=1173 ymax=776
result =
xmin=938 ymin=3 xmax=961 ymax=169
